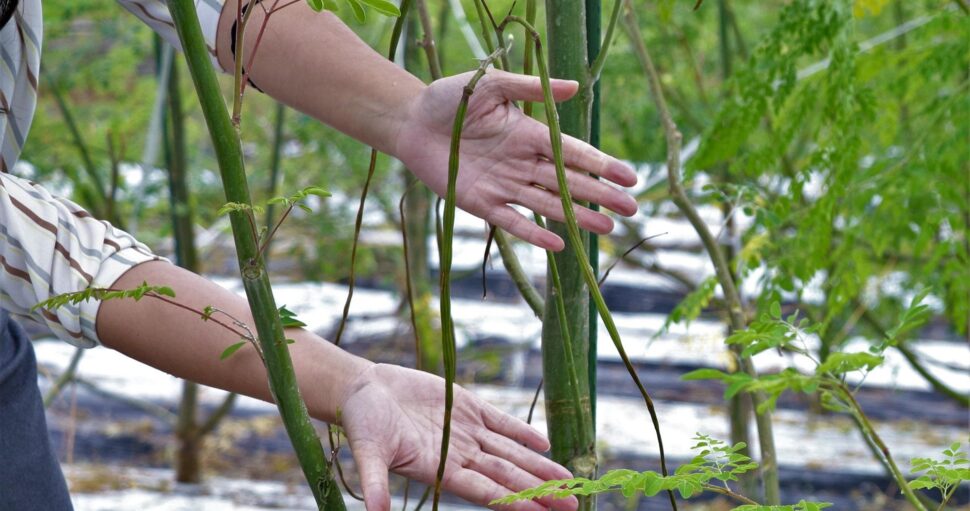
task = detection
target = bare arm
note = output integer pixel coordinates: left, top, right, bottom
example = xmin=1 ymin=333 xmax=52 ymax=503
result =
xmin=96 ymin=259 xmax=370 ymax=424
xmin=96 ymin=260 xmax=576 ymax=511
xmin=214 ymin=1 xmax=423 ymax=156
xmin=213 ymin=1 xmax=639 ymax=251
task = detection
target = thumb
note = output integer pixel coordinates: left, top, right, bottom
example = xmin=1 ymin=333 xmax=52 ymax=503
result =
xmin=351 ymin=439 xmax=391 ymax=511
xmin=486 ymin=69 xmax=579 ymax=103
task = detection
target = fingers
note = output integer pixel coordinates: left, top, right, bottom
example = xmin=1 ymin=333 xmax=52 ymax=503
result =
xmin=479 ymin=401 xmax=549 ymax=452
xmin=486 ymin=69 xmax=578 ymax=103
xmin=512 ymin=186 xmax=615 ymax=234
xmin=466 ymin=452 xmax=579 ymax=511
xmin=479 ymin=429 xmax=573 ymax=482
xmin=485 ymin=205 xmax=565 ymax=252
xmin=350 ymin=439 xmax=391 ymax=511
xmin=444 ymin=468 xmax=547 ymax=511
xmin=530 ymin=161 xmax=639 ymax=217
xmin=534 ymin=130 xmax=638 ymax=187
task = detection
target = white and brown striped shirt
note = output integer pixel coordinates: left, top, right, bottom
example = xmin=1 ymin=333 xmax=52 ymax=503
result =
xmin=0 ymin=0 xmax=225 ymax=347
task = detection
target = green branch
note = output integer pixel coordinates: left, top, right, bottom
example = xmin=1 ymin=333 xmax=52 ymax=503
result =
xmin=588 ymin=0 xmax=623 ymax=82
xmin=832 ymin=382 xmax=928 ymax=511
xmin=43 ymin=347 xmax=84 ymax=407
xmin=618 ymin=4 xmax=779 ymax=504
xmin=165 ymin=2 xmax=344 ymax=508
xmin=335 ymin=0 xmax=415 ymax=346
xmin=494 ymin=229 xmax=545 ymax=317
xmin=399 ymin=184 xmax=426 ymax=369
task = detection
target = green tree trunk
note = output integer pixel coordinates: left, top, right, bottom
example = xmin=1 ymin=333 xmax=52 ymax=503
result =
xmin=165 ymin=3 xmax=345 ymax=508
xmin=584 ymin=0 xmax=600 ymax=429
xmin=541 ymin=1 xmax=596 ymax=508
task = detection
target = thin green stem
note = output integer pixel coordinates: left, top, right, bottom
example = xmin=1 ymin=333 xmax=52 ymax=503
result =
xmin=473 ymin=0 xmax=497 ymax=56
xmin=501 ymin=15 xmax=676 ymax=510
xmin=835 ymin=382 xmax=928 ymax=511
xmin=416 ymin=0 xmax=444 ymax=80
xmin=336 ymin=0 xmax=415 ymax=347
xmin=588 ymin=0 xmax=622 ymax=82
xmin=433 ymin=46 xmax=507 ymax=511
xmin=263 ymin=103 xmax=287 ymax=261
xmin=399 ymin=184 xmax=425 ymax=370
xmin=260 ymin=204 xmax=293 ymax=258
xmin=522 ymin=0 xmax=537 ymax=118
xmin=938 ymin=483 xmax=958 ymax=511
xmin=43 ymin=348 xmax=84 ymax=407
xmin=231 ymin=1 xmax=258 ymax=126
xmin=333 ymin=151 xmax=377 ymax=347
xmin=857 ymin=306 xmax=969 ymax=407
xmin=701 ymin=484 xmax=759 ymax=506
xmin=619 ymin=4 xmax=781 ymax=504
xmin=494 ymin=229 xmax=545 ymax=317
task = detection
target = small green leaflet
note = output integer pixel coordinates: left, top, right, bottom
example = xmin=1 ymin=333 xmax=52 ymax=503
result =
xmin=908 ymin=441 xmax=969 ymax=495
xmin=816 ymin=352 xmax=884 ymax=375
xmin=32 ymin=282 xmax=176 ymax=312
xmin=358 ymin=0 xmax=400 ymax=17
xmin=220 ymin=340 xmax=247 ymax=360
xmin=278 ymin=305 xmax=307 ymax=328
xmin=346 ymin=0 xmax=365 ymax=22
xmin=304 ymin=0 xmax=399 ymax=18
xmin=492 ymin=434 xmax=763 ymax=504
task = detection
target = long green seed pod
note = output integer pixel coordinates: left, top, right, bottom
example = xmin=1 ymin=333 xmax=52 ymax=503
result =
xmin=433 ymin=46 xmax=507 ymax=511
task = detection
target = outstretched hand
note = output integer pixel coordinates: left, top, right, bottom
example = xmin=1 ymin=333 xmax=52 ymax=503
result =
xmin=394 ymin=69 xmax=639 ymax=252
xmin=339 ymin=364 xmax=579 ymax=511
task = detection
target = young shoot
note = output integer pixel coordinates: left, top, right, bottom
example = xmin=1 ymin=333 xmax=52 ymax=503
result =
xmin=492 ymin=433 xmax=831 ymax=510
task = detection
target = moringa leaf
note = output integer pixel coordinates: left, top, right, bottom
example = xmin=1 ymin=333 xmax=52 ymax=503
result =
xmin=358 ymin=0 xmax=401 ymax=17
xmin=345 ymin=0 xmax=365 ymax=22
xmin=220 ymin=341 xmax=247 ymax=360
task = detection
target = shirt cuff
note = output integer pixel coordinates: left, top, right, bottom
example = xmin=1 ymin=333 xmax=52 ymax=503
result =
xmin=197 ymin=0 xmax=224 ymax=70
xmin=78 ymin=247 xmax=166 ymax=347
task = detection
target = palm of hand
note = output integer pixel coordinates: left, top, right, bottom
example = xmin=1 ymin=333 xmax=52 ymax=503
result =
xmin=394 ymin=69 xmax=639 ymax=251
xmin=340 ymin=364 xmax=578 ymax=511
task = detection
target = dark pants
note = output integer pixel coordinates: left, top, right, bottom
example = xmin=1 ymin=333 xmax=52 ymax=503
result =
xmin=0 ymin=311 xmax=74 ymax=510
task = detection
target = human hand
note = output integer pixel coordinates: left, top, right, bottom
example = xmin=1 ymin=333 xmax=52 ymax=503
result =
xmin=393 ymin=69 xmax=639 ymax=252
xmin=338 ymin=364 xmax=579 ymax=511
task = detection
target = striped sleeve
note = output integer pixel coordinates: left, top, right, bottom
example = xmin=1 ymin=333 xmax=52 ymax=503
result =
xmin=115 ymin=0 xmax=227 ymax=70
xmin=0 ymin=172 xmax=162 ymax=347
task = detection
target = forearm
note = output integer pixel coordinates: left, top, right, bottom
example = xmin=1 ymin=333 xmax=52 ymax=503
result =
xmin=215 ymin=0 xmax=425 ymax=156
xmin=95 ymin=260 xmax=372 ymax=424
